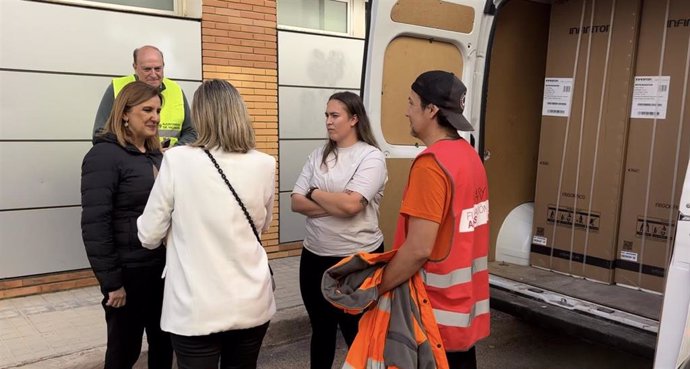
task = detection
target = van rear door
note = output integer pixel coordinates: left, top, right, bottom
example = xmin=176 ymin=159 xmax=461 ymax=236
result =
xmin=362 ymin=0 xmax=496 ymax=244
xmin=654 ymin=161 xmax=690 ymax=369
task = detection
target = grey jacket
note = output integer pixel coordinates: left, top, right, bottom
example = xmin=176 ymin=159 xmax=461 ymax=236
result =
xmin=322 ymin=251 xmax=446 ymax=369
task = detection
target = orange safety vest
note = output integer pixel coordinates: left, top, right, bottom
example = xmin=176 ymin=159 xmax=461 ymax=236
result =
xmin=393 ymin=139 xmax=490 ymax=352
xmin=323 ymin=251 xmax=449 ymax=369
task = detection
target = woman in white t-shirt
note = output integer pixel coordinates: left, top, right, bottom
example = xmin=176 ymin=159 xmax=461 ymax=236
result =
xmin=291 ymin=91 xmax=387 ymax=369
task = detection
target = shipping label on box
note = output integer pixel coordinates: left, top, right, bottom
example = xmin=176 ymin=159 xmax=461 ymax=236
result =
xmin=542 ymin=78 xmax=574 ymax=117
xmin=532 ymin=235 xmax=548 ymax=246
xmin=620 ymin=250 xmax=638 ymax=262
xmin=631 ymin=76 xmax=671 ymax=119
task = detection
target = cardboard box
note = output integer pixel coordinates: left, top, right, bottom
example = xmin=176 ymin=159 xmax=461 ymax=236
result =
xmin=530 ymin=0 xmax=641 ymax=283
xmin=615 ymin=0 xmax=690 ymax=293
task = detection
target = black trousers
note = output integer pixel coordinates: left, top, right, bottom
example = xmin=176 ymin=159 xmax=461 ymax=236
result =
xmin=170 ymin=322 xmax=270 ymax=369
xmin=299 ymin=244 xmax=383 ymax=369
xmin=102 ymin=265 xmax=172 ymax=369
xmin=447 ymin=346 xmax=477 ymax=369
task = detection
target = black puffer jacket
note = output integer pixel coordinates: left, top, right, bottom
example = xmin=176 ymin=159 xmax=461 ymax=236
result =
xmin=81 ymin=133 xmax=165 ymax=293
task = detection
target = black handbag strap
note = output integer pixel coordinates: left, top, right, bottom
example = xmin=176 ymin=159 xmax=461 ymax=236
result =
xmin=203 ymin=149 xmax=261 ymax=245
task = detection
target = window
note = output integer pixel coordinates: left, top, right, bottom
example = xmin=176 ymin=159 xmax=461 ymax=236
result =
xmin=90 ymin=0 xmax=174 ymax=11
xmin=44 ymin=0 xmax=181 ymax=16
xmin=278 ymin=0 xmax=351 ymax=34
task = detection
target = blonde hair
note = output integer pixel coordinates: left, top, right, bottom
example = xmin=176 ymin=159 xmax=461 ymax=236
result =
xmin=191 ymin=79 xmax=255 ymax=153
xmin=102 ymin=81 xmax=162 ymax=151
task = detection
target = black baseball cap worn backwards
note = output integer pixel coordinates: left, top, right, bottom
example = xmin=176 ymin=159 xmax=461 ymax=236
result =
xmin=411 ymin=70 xmax=474 ymax=132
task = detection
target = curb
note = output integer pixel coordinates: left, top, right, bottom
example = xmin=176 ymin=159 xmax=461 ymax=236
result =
xmin=9 ymin=306 xmax=310 ymax=369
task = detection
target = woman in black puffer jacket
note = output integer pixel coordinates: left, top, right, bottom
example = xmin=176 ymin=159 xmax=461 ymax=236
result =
xmin=81 ymin=81 xmax=172 ymax=369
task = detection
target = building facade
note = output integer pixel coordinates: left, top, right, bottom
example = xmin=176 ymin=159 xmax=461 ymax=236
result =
xmin=0 ymin=0 xmax=366 ymax=297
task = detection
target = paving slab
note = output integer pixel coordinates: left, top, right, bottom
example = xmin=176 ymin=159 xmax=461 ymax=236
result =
xmin=0 ymin=256 xmax=307 ymax=369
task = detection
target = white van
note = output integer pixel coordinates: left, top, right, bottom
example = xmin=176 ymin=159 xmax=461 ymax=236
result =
xmin=656 ymin=163 xmax=690 ymax=368
xmin=361 ymin=0 xmax=690 ymax=366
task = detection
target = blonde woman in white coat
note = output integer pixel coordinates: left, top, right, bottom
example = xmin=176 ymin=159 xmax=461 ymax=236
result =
xmin=137 ymin=79 xmax=275 ymax=369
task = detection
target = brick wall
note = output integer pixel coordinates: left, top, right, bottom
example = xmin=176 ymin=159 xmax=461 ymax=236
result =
xmin=0 ymin=270 xmax=98 ymax=299
xmin=201 ymin=0 xmax=301 ymax=258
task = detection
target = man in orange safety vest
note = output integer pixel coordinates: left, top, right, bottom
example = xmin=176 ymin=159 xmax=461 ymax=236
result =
xmin=379 ymin=70 xmax=491 ymax=369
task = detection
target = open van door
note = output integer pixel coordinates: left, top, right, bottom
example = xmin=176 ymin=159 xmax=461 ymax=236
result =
xmin=363 ymin=0 xmax=663 ymax=357
xmin=362 ymin=0 xmax=497 ymax=245
xmin=364 ymin=0 xmax=549 ymax=266
xmin=654 ymin=160 xmax=690 ymax=369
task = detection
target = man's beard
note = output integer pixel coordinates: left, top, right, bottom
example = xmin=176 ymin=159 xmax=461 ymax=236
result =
xmin=410 ymin=126 xmax=419 ymax=138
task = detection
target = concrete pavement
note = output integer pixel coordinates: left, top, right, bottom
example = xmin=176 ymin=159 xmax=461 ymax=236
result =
xmin=1 ymin=255 xmax=656 ymax=369
xmin=255 ymin=310 xmax=653 ymax=369
xmin=0 ymin=256 xmax=307 ymax=369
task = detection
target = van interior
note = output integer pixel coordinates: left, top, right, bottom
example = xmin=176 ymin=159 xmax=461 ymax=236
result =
xmin=482 ymin=0 xmax=662 ymax=323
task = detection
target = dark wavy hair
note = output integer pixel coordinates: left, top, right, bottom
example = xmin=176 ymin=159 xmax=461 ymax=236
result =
xmin=321 ymin=91 xmax=380 ymax=168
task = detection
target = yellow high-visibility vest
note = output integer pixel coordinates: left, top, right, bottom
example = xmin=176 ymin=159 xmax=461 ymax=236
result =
xmin=112 ymin=75 xmax=185 ymax=146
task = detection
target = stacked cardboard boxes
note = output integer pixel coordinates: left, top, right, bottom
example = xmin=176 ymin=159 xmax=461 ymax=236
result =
xmin=531 ymin=0 xmax=690 ymax=289
xmin=615 ymin=0 xmax=690 ymax=292
xmin=530 ymin=0 xmax=641 ymax=283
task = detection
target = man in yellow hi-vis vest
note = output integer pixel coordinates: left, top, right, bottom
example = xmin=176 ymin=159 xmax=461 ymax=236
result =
xmin=93 ymin=45 xmax=196 ymax=147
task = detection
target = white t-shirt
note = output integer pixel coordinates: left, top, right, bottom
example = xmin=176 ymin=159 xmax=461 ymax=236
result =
xmin=292 ymin=141 xmax=387 ymax=256
xmin=137 ymin=146 xmax=276 ymax=336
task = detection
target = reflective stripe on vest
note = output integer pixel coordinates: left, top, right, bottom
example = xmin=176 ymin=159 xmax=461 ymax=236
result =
xmin=158 ymin=129 xmax=182 ymax=139
xmin=323 ymin=251 xmax=450 ymax=369
xmin=112 ymin=75 xmax=185 ymax=145
xmin=422 ymin=256 xmax=488 ymax=288
xmin=433 ymin=298 xmax=490 ymax=328
xmin=393 ymin=139 xmax=490 ymax=351
xmin=343 ymin=359 xmax=386 ymax=369
xmin=377 ymin=295 xmax=391 ymax=313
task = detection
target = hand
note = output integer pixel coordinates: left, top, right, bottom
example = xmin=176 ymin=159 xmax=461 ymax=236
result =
xmin=105 ymin=287 xmax=126 ymax=308
xmin=161 ymin=147 xmax=170 ymax=153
